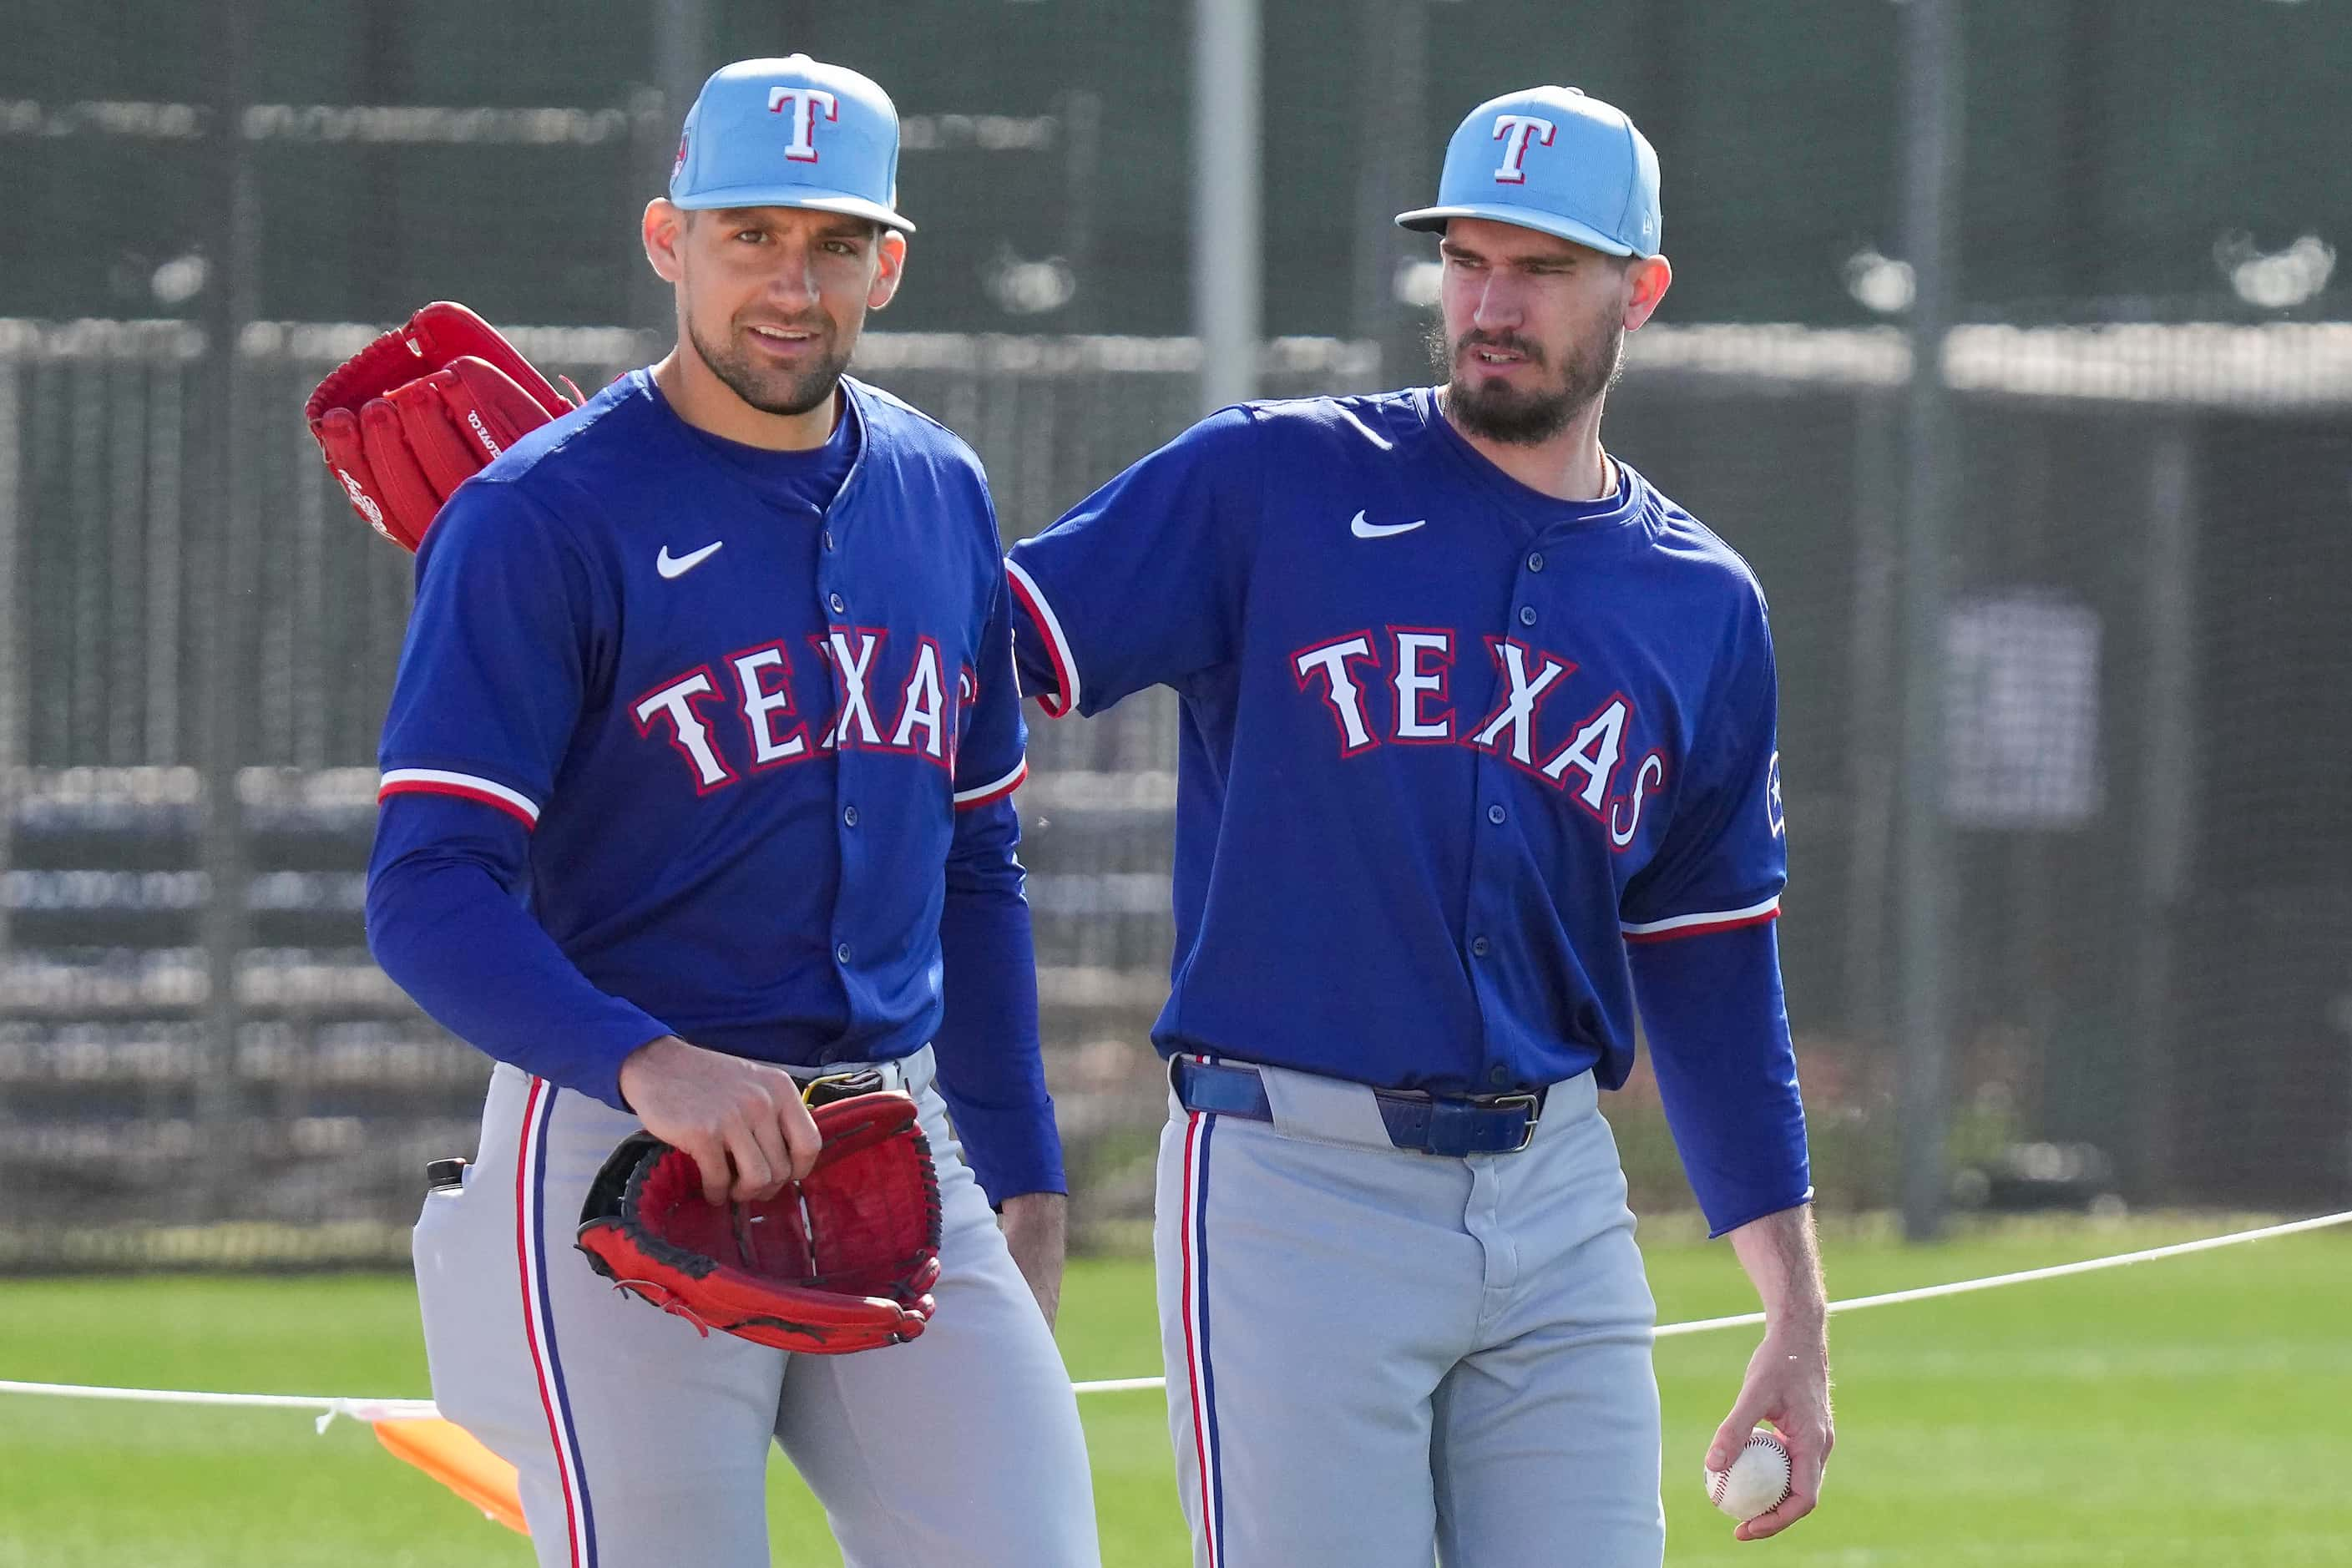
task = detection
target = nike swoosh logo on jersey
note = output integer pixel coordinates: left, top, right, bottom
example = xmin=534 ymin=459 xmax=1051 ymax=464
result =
xmin=656 ymin=540 xmax=725 ymax=579
xmin=1350 ymin=511 xmax=1427 ymax=539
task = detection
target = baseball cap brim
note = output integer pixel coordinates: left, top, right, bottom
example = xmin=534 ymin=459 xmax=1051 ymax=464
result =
xmin=1394 ymin=203 xmax=1637 ymax=258
xmin=671 ymin=185 xmax=916 ymax=235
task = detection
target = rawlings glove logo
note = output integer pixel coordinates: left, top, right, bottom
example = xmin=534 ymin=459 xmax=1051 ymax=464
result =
xmin=337 ymin=469 xmax=386 ymax=532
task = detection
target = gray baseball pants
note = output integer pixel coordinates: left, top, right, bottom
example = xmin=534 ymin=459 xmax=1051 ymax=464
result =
xmin=1155 ymin=1062 xmax=1664 ymax=1567
xmin=412 ymin=1047 xmax=1100 ymax=1567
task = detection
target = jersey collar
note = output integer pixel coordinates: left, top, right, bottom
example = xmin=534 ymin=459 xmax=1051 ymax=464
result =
xmin=1414 ymin=386 xmax=1646 ymax=544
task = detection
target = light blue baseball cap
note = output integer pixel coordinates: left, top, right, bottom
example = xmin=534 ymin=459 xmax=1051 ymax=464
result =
xmin=1396 ymin=86 xmax=1659 ymax=257
xmin=669 ymin=54 xmax=915 ymax=233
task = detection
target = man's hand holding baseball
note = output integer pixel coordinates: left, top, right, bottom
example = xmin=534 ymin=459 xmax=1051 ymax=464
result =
xmin=1714 ymin=1205 xmax=1834 ymax=1541
xmin=1709 ymin=1318 xmax=1832 ymax=1540
xmin=616 ymin=1034 xmax=823 ymax=1205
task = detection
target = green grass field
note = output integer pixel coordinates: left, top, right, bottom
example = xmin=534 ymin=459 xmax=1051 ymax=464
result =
xmin=3 ymin=1215 xmax=2347 ymax=1566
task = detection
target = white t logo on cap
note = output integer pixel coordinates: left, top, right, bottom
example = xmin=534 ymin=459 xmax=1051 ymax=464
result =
xmin=1490 ymin=114 xmax=1556 ymax=185
xmin=767 ymin=86 xmax=839 ymax=163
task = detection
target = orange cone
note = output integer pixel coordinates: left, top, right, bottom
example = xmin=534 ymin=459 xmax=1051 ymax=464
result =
xmin=372 ymin=1416 xmax=529 ymax=1535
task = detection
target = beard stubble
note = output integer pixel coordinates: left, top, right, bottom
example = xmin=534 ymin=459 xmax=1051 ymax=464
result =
xmin=688 ymin=314 xmax=853 ymax=418
xmin=1428 ymin=310 xmax=1626 ymax=446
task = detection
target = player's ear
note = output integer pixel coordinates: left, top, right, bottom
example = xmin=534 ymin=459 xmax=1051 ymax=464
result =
xmin=867 ymin=228 xmax=908 ymax=311
xmin=1622 ymin=254 xmax=1672 ymax=331
xmin=644 ymin=200 xmax=688 ymax=285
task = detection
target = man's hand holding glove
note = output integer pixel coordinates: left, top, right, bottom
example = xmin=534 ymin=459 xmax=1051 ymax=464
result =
xmin=575 ymin=1090 xmax=945 ymax=1356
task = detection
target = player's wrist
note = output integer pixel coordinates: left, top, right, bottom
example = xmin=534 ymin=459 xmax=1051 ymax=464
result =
xmin=1763 ymin=1312 xmax=1828 ymax=1349
xmin=999 ymin=1190 xmax=1068 ymax=1218
xmin=615 ymin=1033 xmax=693 ymax=1107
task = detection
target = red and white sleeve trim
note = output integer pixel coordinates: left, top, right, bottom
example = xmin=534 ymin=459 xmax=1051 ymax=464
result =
xmin=1004 ymin=558 xmax=1080 ymax=719
xmin=1621 ymin=895 xmax=1780 ymax=944
xmin=953 ymin=757 xmax=1029 ymax=811
xmin=378 ymin=768 xmax=542 ymax=829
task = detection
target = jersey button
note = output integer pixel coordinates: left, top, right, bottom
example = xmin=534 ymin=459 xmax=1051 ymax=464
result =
xmin=1489 ymin=1065 xmax=1511 ymax=1087
xmin=828 ymin=592 xmax=847 ymax=615
xmin=842 ymin=805 xmax=859 ymax=827
xmin=1518 ymin=604 xmax=1537 ymax=627
xmin=1526 ymin=552 xmax=1545 ymax=573
xmin=835 ymin=943 xmax=852 ymax=965
xmin=822 ymin=529 xmax=837 ymax=552
xmin=1470 ymin=936 xmax=1491 ymax=958
xmin=1487 ymin=804 xmax=1506 ymax=825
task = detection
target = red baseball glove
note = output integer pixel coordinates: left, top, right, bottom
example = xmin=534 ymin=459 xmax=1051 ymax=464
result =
xmin=575 ymin=1092 xmax=945 ymax=1354
xmin=303 ymin=301 xmax=576 ymax=551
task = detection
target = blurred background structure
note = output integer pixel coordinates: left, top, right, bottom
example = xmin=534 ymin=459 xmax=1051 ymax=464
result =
xmin=3 ymin=0 xmax=2348 ymax=1268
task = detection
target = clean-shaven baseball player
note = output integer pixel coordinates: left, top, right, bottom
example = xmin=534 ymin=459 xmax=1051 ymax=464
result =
xmin=1004 ymin=86 xmax=1831 ymax=1564
xmin=367 ymin=57 xmax=1098 ymax=1567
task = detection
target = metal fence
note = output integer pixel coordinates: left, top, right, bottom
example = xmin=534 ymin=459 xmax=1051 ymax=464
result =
xmin=0 ymin=324 xmax=1378 ymax=1265
xmin=5 ymin=316 xmax=2348 ymax=1267
xmin=1611 ymin=323 xmax=2352 ymax=1224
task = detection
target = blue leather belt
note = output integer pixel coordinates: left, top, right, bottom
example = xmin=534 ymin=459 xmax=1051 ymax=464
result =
xmin=1171 ymin=1056 xmax=1545 ymax=1156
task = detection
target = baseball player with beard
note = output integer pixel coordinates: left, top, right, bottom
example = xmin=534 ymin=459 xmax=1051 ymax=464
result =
xmin=1003 ymin=86 xmax=1832 ymax=1564
xmin=367 ymin=57 xmax=1098 ymax=1567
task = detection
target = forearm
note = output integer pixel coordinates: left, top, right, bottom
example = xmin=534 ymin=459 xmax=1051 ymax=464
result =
xmin=367 ymin=799 xmax=669 ymax=1107
xmin=1710 ymin=1201 xmax=1836 ymax=1539
xmin=934 ymin=827 xmax=1065 ymax=1205
xmin=999 ymin=1191 xmax=1068 ymax=1327
xmin=1628 ymin=923 xmax=1812 ymax=1235
xmin=1726 ymin=1202 xmax=1827 ymax=1337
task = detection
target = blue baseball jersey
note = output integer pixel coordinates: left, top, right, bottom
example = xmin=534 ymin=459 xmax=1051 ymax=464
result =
xmin=366 ymin=370 xmax=1062 ymax=1201
xmin=1005 ymin=389 xmax=1808 ymax=1232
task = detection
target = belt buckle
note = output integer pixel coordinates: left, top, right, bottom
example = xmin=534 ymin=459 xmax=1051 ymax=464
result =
xmin=1490 ymin=1090 xmax=1542 ymax=1152
xmin=799 ymin=1067 xmax=888 ymax=1108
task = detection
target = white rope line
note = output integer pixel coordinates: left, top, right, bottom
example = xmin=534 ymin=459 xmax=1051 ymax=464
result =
xmin=0 ymin=1384 xmax=438 ymax=1433
xmin=1084 ymin=1208 xmax=2352 ymax=1393
xmin=1067 ymin=1375 xmax=1169 ymax=1396
xmin=1650 ymin=1207 xmax=2352 ymax=1341
xmin=3 ymin=1211 xmax=2344 ymax=1414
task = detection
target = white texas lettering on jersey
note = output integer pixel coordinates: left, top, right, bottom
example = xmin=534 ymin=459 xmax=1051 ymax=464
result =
xmin=731 ymin=643 xmax=811 ymax=766
xmin=635 ymin=630 xmax=963 ymax=792
xmin=1292 ymin=635 xmax=1382 ymax=756
xmin=1467 ymin=639 xmax=1571 ymax=765
xmin=1391 ymin=630 xmax=1455 ymax=741
xmin=1294 ymin=628 xmax=1662 ymax=847
xmin=767 ymin=86 xmax=839 ymax=162
xmin=1540 ymin=697 xmax=1631 ymax=811
xmin=633 ymin=671 xmax=737 ymax=791
xmin=1490 ymin=114 xmax=1556 ymax=184
xmin=888 ymin=639 xmax=948 ymax=757
xmin=1612 ymin=752 xmax=1667 ymax=847
xmin=819 ymin=630 xmax=887 ymax=748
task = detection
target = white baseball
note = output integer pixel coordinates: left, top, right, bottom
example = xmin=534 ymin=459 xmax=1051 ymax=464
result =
xmin=1704 ymin=1429 xmax=1793 ymax=1521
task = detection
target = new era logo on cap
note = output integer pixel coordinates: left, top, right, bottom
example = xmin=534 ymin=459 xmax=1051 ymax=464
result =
xmin=669 ymin=54 xmax=915 ymax=233
xmin=1397 ymin=84 xmax=1661 ymax=258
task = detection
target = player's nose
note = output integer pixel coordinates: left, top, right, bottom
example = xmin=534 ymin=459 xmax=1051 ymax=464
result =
xmin=1469 ymin=273 xmax=1524 ymax=331
xmin=760 ymin=236 xmax=823 ymax=309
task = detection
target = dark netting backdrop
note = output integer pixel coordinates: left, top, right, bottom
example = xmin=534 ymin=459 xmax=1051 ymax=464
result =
xmin=3 ymin=1 xmax=2346 ymax=1266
